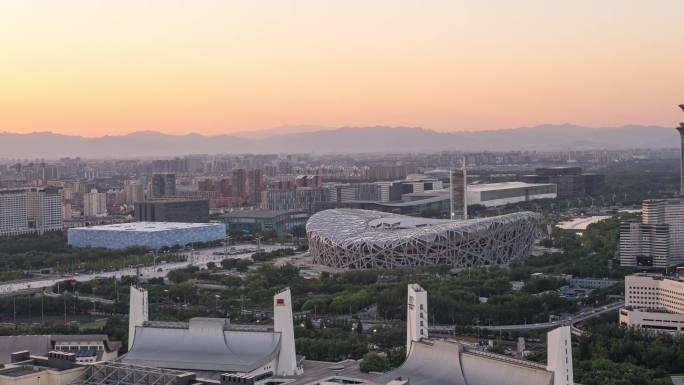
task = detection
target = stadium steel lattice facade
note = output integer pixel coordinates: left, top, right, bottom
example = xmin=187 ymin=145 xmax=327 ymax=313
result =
xmin=307 ymin=209 xmax=540 ymax=269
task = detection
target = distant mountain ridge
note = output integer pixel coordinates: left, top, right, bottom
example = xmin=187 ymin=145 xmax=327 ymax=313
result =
xmin=0 ymin=124 xmax=677 ymax=158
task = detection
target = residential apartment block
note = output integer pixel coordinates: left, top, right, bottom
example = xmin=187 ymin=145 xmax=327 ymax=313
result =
xmin=0 ymin=187 xmax=62 ymax=236
xmin=619 ymin=199 xmax=684 ymax=268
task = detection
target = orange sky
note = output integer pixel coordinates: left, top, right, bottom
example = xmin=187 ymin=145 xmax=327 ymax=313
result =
xmin=0 ymin=0 xmax=683 ymax=137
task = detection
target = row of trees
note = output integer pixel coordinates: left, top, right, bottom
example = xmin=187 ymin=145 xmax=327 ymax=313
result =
xmin=573 ymin=318 xmax=684 ymax=384
xmin=0 ymin=231 xmax=184 ymax=274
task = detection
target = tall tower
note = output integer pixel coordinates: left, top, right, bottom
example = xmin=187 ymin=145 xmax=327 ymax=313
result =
xmin=449 ymin=157 xmax=468 ymax=220
xmin=273 ymin=288 xmax=299 ymax=375
xmin=677 ymin=104 xmax=684 ymax=196
xmin=406 ymin=284 xmax=428 ymax=355
xmin=547 ymin=326 xmax=574 ymax=385
xmin=128 ymin=285 xmax=149 ymax=351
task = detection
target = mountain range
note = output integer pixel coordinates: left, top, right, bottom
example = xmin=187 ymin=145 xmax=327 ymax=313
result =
xmin=0 ymin=124 xmax=677 ymax=158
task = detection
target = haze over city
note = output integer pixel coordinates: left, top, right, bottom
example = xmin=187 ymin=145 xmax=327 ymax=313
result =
xmin=1 ymin=0 xmax=684 ymax=137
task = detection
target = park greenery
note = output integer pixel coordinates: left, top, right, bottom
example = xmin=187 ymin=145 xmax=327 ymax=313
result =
xmin=534 ymin=214 xmax=635 ymax=279
xmin=0 ymin=231 xmax=185 ymax=279
xmin=571 ymin=314 xmax=684 ymax=385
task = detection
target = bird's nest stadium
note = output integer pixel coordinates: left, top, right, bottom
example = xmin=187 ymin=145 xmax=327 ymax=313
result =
xmin=306 ymin=209 xmax=541 ymax=269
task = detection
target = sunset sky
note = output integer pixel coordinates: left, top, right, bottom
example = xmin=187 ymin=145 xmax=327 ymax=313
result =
xmin=1 ymin=1 xmax=683 ymax=137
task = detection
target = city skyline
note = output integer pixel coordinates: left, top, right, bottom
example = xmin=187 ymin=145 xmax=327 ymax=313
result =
xmin=1 ymin=1 xmax=683 ymax=137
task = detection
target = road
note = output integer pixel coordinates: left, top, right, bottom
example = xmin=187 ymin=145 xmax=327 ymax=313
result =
xmin=43 ymin=290 xmax=116 ymax=305
xmin=0 ymin=244 xmax=286 ymax=295
xmin=429 ymin=300 xmax=624 ymax=333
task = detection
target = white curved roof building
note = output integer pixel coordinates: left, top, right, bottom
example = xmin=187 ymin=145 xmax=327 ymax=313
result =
xmin=306 ymin=209 xmax=540 ymax=269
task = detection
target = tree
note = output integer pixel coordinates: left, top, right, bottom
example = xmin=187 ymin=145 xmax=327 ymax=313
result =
xmin=360 ymin=352 xmax=389 ymax=373
xmin=291 ymin=225 xmax=307 ymax=238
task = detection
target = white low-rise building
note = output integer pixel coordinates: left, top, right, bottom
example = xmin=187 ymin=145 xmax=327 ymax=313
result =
xmin=467 ymin=182 xmax=557 ymax=207
xmin=619 ymin=273 xmax=684 ymax=333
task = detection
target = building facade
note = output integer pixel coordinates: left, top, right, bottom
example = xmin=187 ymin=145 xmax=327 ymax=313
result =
xmin=262 ymin=187 xmax=330 ymax=213
xmin=124 ymin=181 xmax=145 ymax=205
xmin=0 ymin=189 xmax=29 ymax=236
xmin=0 ymin=187 xmax=62 ymax=237
xmin=307 ymin=209 xmax=540 ymax=269
xmin=231 ymin=169 xmax=248 ymax=201
xmin=406 ymin=284 xmax=428 ymax=353
xmin=83 ymin=189 xmax=107 ymax=217
xmin=220 ymin=210 xmax=309 ymax=235
xmin=449 ymin=165 xmax=467 ymax=220
xmin=151 ymin=174 xmax=176 ymax=198
xmin=134 ymin=199 xmax=209 ymax=223
xmin=521 ymin=167 xmax=604 ymax=198
xmin=467 ymin=182 xmax=557 ymax=208
xmin=620 ymin=199 xmax=684 ymax=268
xmin=619 ymin=273 xmax=684 ymax=333
xmin=67 ymin=222 xmax=225 ymax=249
xmin=247 ymin=169 xmax=264 ymax=207
xmin=27 ymin=187 xmax=63 ymax=234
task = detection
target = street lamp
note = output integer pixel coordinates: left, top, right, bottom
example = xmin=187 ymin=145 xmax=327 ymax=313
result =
xmin=255 ymin=236 xmax=263 ymax=252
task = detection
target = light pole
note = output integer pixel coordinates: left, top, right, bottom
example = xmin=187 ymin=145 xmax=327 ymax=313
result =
xmin=224 ymin=234 xmax=230 ymax=256
xmin=255 ymin=236 xmax=263 ymax=252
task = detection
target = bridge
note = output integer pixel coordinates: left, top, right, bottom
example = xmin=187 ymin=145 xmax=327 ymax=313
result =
xmin=429 ymin=300 xmax=623 ymax=334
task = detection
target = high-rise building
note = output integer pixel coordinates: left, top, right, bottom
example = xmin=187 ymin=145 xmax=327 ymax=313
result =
xmin=247 ymin=169 xmax=264 ymax=207
xmin=295 ymin=175 xmax=322 ymax=188
xmin=618 ymin=222 xmax=669 ymax=268
xmin=0 ymin=187 xmax=63 ymax=236
xmin=124 ymin=180 xmax=145 ymax=205
xmin=134 ymin=199 xmax=209 ymax=223
xmin=262 ymin=187 xmax=330 ymax=213
xmin=84 ymin=188 xmax=108 ymax=218
xmin=231 ymin=169 xmax=248 ymax=200
xmin=620 ymin=199 xmax=684 ymax=268
xmin=27 ymin=187 xmax=63 ymax=234
xmin=449 ymin=159 xmax=467 ymax=220
xmin=151 ymin=174 xmax=176 ymax=198
xmin=521 ymin=167 xmax=605 ymax=198
xmin=0 ymin=189 xmax=29 ymax=236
